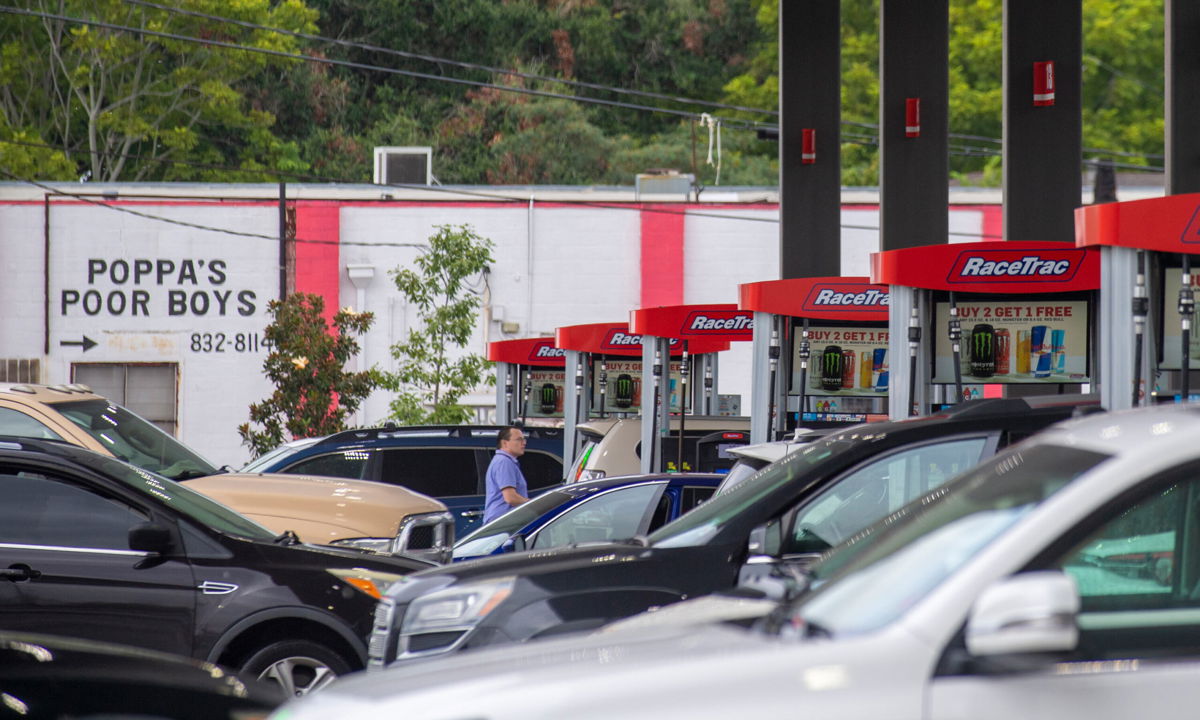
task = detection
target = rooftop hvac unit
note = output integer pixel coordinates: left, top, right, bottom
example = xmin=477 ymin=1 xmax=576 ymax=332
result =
xmin=635 ymin=171 xmax=694 ymax=200
xmin=374 ymin=146 xmax=433 ymax=186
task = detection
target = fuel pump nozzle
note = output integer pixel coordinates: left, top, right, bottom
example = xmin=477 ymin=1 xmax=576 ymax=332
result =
xmin=1179 ymin=263 xmax=1194 ymax=402
xmin=1132 ymin=251 xmax=1148 ymax=406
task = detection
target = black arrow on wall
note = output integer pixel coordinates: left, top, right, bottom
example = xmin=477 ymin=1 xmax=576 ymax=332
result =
xmin=59 ymin=336 xmax=97 ymax=352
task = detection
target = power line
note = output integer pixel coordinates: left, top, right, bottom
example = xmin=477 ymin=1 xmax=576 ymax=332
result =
xmin=121 ymin=0 xmax=1165 ymax=164
xmin=0 ymin=5 xmax=773 ymax=133
xmin=124 ymin=0 xmax=779 ymax=121
xmin=0 ymin=6 xmax=1163 ymax=171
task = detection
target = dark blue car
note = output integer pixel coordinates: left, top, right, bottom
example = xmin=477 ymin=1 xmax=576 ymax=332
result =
xmin=452 ymin=473 xmax=722 ymax=561
xmin=241 ymin=425 xmax=566 ymax=537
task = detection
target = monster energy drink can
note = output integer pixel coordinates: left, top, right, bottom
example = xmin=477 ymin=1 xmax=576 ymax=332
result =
xmin=821 ymin=345 xmax=844 ymax=391
xmin=970 ymin=323 xmax=996 ymax=378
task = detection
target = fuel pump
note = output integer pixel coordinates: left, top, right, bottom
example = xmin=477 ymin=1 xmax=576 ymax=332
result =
xmin=1132 ymin=252 xmax=1149 ymax=406
xmin=907 ymin=303 xmax=921 ymax=416
xmin=947 ymin=292 xmax=963 ymax=402
xmin=768 ymin=323 xmax=781 ymax=437
xmin=795 ymin=319 xmax=811 ymax=416
xmin=1180 ymin=259 xmax=1194 ymax=401
xmin=597 ymin=360 xmax=608 ymax=418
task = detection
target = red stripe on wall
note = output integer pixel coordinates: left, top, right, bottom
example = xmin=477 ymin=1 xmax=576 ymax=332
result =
xmin=640 ymin=205 xmax=685 ymax=307
xmin=294 ymin=202 xmax=341 ymax=323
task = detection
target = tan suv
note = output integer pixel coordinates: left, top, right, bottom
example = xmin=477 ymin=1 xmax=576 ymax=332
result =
xmin=567 ymin=415 xmax=752 ymax=482
xmin=0 ymin=383 xmax=452 ymax=562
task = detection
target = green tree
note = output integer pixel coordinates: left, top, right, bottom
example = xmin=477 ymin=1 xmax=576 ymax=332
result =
xmin=384 ymin=224 xmax=494 ymax=425
xmin=239 ymin=293 xmax=378 ymax=458
xmin=0 ymin=0 xmax=317 ymax=181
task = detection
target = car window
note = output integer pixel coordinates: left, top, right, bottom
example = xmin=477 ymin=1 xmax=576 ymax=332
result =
xmin=286 ymin=450 xmax=373 ymax=480
xmin=787 ymin=437 xmax=990 ymax=553
xmin=0 ymin=472 xmax=148 ymax=550
xmin=531 ymin=483 xmax=664 ymax=549
xmin=516 ymin=450 xmax=563 ymax=490
xmin=379 ymin=448 xmax=479 ymax=497
xmin=0 ymin=407 xmax=64 ymax=440
xmin=1025 ymin=463 xmax=1200 ymax=660
xmin=680 ymin=486 xmax=716 ymax=514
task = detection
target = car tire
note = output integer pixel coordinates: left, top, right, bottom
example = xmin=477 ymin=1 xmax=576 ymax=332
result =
xmin=238 ymin=640 xmax=351 ymax=698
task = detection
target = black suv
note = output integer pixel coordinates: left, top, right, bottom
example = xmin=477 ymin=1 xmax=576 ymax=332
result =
xmin=243 ymin=425 xmax=566 ymax=536
xmin=369 ymin=395 xmax=1102 ymax=667
xmin=0 ymin=437 xmax=433 ymax=695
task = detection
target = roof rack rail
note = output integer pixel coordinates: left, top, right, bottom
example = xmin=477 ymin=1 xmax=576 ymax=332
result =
xmin=315 ymin=424 xmax=564 ymax=446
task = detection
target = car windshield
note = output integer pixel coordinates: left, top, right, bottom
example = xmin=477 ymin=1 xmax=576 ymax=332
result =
xmin=793 ymin=443 xmax=1110 ymax=638
xmin=241 ymin=437 xmax=321 ymax=473
xmin=82 ymin=452 xmax=277 ymax=541
xmin=453 ymin=488 xmax=575 ymax=558
xmin=51 ymin=399 xmax=219 ymax=481
xmin=648 ymin=427 xmax=878 ymax=548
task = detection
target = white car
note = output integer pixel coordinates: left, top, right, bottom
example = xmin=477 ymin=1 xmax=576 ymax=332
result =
xmin=270 ymin=403 xmax=1200 ymax=720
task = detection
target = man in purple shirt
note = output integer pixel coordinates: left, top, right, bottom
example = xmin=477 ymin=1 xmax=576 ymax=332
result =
xmin=482 ymin=426 xmax=529 ymax=523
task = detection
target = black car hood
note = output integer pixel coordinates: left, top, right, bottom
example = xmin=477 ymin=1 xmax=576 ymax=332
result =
xmin=403 ymin=541 xmax=648 ymax=585
xmin=247 ymin=537 xmax=437 ymax=574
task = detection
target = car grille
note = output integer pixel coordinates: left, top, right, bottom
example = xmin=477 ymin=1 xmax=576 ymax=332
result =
xmin=405 ymin=524 xmax=435 ymax=550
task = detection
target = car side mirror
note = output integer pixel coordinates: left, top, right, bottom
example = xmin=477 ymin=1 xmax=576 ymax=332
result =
xmin=510 ymin=533 xmax=527 ymax=553
xmin=746 ymin=521 xmax=781 ymax=558
xmin=128 ymin=522 xmax=174 ymax=555
xmin=966 ymin=571 xmax=1079 ymax=657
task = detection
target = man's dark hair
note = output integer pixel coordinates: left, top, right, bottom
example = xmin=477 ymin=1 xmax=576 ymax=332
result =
xmin=497 ymin=426 xmax=520 ymax=447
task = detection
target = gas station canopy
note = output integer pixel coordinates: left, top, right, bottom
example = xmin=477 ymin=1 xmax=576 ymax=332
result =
xmin=740 ymin=276 xmax=889 ymax=321
xmin=628 ymin=303 xmax=754 ymax=342
xmin=555 ymin=322 xmax=731 ymax=356
xmin=487 ymin=337 xmax=565 ymax=367
xmin=871 ymin=241 xmax=1100 ymax=294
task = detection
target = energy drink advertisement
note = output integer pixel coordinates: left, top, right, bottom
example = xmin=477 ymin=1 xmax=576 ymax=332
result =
xmin=1160 ymin=271 xmax=1200 ymax=369
xmin=524 ymin=370 xmax=566 ymax=418
xmin=592 ymin=360 xmax=686 ymax=413
xmin=932 ymin=300 xmax=1090 ymax=383
xmin=791 ymin=325 xmax=890 ymax=397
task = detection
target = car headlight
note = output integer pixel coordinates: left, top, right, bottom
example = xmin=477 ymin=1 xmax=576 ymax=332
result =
xmin=326 ymin=568 xmax=408 ymax=600
xmin=578 ymin=469 xmax=606 ymax=482
xmin=401 ymin=576 xmax=516 ymax=635
xmin=328 ymin=537 xmax=393 ymax=554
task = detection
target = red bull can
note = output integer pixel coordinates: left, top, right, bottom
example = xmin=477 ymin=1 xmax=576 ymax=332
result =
xmin=995 ymin=329 xmax=1011 ymax=375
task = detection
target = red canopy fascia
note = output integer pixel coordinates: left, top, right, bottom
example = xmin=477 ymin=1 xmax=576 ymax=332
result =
xmin=738 ymin=276 xmax=890 ymax=322
xmin=487 ymin=337 xmax=565 ymax=367
xmin=1076 ymin=193 xmax=1200 ymax=254
xmin=628 ymin=303 xmax=754 ymax=341
xmin=555 ymin=322 xmax=730 ymax=357
xmin=870 ymin=241 xmax=1100 ymax=293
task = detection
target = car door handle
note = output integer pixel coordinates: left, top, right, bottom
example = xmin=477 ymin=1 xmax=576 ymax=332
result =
xmin=1 ymin=565 xmax=42 ymax=582
xmin=460 ymin=510 xmax=483 ymax=518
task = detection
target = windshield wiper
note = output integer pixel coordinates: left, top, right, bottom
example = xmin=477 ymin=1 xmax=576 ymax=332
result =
xmin=273 ymin=530 xmax=301 ymax=546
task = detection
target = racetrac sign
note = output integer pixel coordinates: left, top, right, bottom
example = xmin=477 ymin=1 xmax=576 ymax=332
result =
xmin=629 ymin=304 xmax=754 ymax=343
xmin=556 ymin=322 xmax=731 ymax=357
xmin=739 ymin=277 xmax=890 ymax=322
xmin=871 ymin=242 xmax=1100 ymax=294
xmin=487 ymin=337 xmax=565 ymax=367
xmin=947 ymin=249 xmax=1083 ymax=284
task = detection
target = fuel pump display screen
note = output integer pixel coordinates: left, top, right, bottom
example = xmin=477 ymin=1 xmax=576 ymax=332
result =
xmin=790 ymin=325 xmax=891 ymax=398
xmin=932 ymin=299 xmax=1090 ymax=384
xmin=1159 ymin=269 xmax=1200 ymax=370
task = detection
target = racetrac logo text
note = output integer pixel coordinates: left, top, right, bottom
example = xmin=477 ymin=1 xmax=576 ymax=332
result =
xmin=603 ymin=331 xmax=680 ymax=350
xmin=801 ymin=285 xmax=890 ymax=313
xmin=529 ymin=343 xmax=566 ymax=361
xmin=947 ymin=250 xmax=1084 ymax=284
xmin=682 ymin=311 xmax=754 ymax=336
